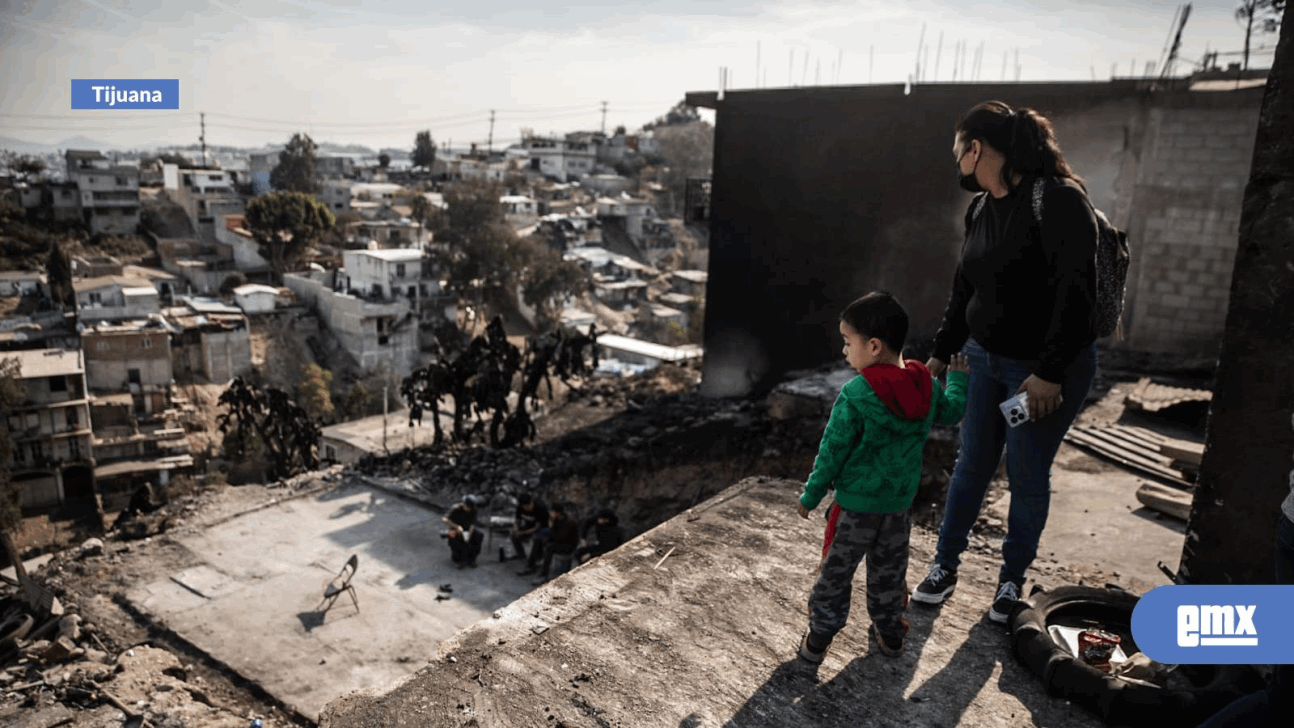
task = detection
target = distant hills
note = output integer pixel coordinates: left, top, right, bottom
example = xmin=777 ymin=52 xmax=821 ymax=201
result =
xmin=1 ymin=135 xmax=412 ymax=159
xmin=0 ymin=134 xmax=125 ymax=155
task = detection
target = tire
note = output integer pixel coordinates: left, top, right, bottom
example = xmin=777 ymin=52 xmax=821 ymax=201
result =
xmin=1010 ymin=586 xmax=1265 ymax=728
xmin=0 ymin=612 xmax=34 ymax=652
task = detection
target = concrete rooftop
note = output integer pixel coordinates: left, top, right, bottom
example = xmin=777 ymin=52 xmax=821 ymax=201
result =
xmin=315 ymin=474 xmax=1180 ymax=728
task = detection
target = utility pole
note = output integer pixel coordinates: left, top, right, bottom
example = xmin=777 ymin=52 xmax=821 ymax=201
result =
xmin=383 ymin=384 xmax=389 ymax=456
xmin=199 ymin=112 xmax=207 ymax=167
xmin=600 ymin=101 xmax=608 ymax=134
xmin=487 ymin=110 xmax=495 ymax=155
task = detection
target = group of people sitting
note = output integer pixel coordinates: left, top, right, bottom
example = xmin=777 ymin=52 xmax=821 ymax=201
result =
xmin=440 ymin=492 xmax=624 ymax=583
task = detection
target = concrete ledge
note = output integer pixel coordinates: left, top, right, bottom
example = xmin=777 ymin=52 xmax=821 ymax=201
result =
xmin=319 ymin=476 xmax=1108 ymax=728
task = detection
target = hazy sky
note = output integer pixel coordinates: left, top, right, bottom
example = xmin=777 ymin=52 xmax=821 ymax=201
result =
xmin=0 ymin=0 xmax=1278 ymax=153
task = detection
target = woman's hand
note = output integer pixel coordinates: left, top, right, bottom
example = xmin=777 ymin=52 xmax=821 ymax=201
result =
xmin=1015 ymin=375 xmax=1063 ymax=420
xmin=926 ymin=357 xmax=948 ymax=378
xmin=947 ymin=354 xmax=969 ymax=375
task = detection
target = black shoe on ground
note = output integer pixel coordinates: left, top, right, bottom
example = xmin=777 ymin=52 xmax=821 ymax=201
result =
xmin=988 ymin=580 xmax=1023 ymax=624
xmin=870 ymin=623 xmax=905 ymax=658
xmin=499 ymin=547 xmax=507 ymax=562
xmin=467 ymin=559 xmax=478 ymax=568
xmin=912 ymin=564 xmax=957 ymax=605
xmin=517 ymin=567 xmax=535 ymax=576
xmin=798 ymin=631 xmax=830 ymax=664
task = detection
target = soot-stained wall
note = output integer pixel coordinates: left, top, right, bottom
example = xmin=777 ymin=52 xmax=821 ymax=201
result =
xmin=695 ymin=81 xmax=1259 ymax=398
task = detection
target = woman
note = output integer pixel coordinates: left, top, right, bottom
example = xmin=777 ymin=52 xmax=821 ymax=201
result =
xmin=910 ymin=100 xmax=1100 ymax=623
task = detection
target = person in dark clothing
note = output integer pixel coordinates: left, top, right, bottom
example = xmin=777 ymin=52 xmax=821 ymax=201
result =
xmin=511 ymin=493 xmax=550 ymax=569
xmin=1195 ymin=411 xmax=1294 ymax=728
xmin=443 ymin=495 xmax=484 ymax=568
xmin=534 ymin=501 xmax=579 ymax=584
xmin=575 ymin=508 xmax=624 ymax=564
xmin=913 ymin=101 xmax=1101 ymax=624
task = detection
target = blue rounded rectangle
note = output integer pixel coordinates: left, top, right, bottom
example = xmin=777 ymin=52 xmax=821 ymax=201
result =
xmin=1131 ymin=585 xmax=1294 ymax=664
xmin=71 ymin=80 xmax=179 ymax=110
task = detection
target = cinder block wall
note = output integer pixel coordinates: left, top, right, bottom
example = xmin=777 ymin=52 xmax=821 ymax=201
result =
xmin=1121 ymin=96 xmax=1263 ymax=354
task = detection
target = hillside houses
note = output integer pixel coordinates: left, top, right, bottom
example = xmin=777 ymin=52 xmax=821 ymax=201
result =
xmin=17 ymin=150 xmax=142 ymax=234
xmin=284 ymin=248 xmax=451 ymax=378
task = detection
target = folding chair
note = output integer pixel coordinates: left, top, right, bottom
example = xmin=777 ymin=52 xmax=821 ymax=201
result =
xmin=318 ymin=554 xmax=359 ymax=615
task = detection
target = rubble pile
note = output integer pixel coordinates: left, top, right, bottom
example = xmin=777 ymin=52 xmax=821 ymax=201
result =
xmin=0 ymin=548 xmax=260 ymax=727
xmin=356 ymin=363 xmax=966 ymax=536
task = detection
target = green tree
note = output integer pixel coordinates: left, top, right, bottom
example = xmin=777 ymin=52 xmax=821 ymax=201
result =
xmin=0 ymin=357 xmax=26 ymax=538
xmin=652 ymin=121 xmax=714 ymax=216
xmin=1236 ymin=1 xmax=1286 ymax=70
xmin=296 ymin=363 xmax=335 ymax=422
xmin=516 ymin=237 xmax=586 ymax=330
xmin=431 ymin=178 xmax=523 ymax=328
xmin=412 ymin=130 xmax=437 ymax=171
xmin=269 ymin=133 xmax=321 ymax=194
xmin=410 ymin=194 xmax=432 ymax=228
xmin=642 ymin=101 xmax=702 ymax=131
xmin=378 ymin=153 xmax=391 ymax=169
xmin=219 ymin=272 xmax=247 ymax=298
xmin=2 ymin=152 xmax=47 ymax=185
xmin=244 ymin=191 xmax=336 ymax=281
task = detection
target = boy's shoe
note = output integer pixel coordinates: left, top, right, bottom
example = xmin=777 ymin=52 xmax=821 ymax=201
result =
xmin=988 ymin=580 xmax=1023 ymax=624
xmin=516 ymin=567 xmax=536 ymax=576
xmin=912 ymin=564 xmax=958 ymax=604
xmin=798 ymin=631 xmax=830 ymax=664
xmin=870 ymin=622 xmax=905 ymax=658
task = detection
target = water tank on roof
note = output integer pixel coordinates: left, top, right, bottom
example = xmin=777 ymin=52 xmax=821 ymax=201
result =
xmin=367 ymin=241 xmax=379 ymax=250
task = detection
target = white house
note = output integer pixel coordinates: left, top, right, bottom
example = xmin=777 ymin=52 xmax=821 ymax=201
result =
xmin=165 ymin=165 xmax=244 ymax=242
xmin=340 ymin=248 xmax=426 ymax=301
xmin=521 ymin=134 xmax=597 ymax=181
xmin=232 ymin=284 xmax=280 ymax=314
xmin=73 ymin=275 xmax=160 ymax=323
xmin=500 ymin=195 xmax=540 ymax=227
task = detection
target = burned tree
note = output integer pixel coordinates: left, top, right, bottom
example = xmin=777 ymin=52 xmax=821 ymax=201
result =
xmin=400 ymin=319 xmax=600 ymax=450
xmin=217 ymin=377 xmax=321 ymax=481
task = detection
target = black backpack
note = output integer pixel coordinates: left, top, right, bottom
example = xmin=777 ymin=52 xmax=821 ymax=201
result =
xmin=971 ymin=177 xmax=1131 ymax=339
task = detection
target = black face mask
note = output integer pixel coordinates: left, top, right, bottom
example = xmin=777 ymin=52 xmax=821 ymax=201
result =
xmin=956 ymin=147 xmax=983 ymax=193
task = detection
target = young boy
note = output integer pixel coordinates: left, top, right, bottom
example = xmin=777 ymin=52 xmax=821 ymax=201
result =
xmin=797 ymin=291 xmax=969 ymax=662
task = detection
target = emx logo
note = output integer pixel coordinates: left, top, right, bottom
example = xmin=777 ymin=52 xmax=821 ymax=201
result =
xmin=1133 ymin=586 xmax=1294 ymax=664
xmin=1177 ymin=604 xmax=1257 ymax=647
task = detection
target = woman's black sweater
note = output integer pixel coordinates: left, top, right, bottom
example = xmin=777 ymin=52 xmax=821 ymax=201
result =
xmin=932 ymin=176 xmax=1099 ymax=384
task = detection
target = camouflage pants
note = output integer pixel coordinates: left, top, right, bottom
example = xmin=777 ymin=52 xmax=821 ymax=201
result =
xmin=808 ymin=507 xmax=910 ymax=643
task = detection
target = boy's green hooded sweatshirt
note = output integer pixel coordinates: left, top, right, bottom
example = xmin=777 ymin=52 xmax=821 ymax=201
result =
xmin=800 ymin=361 xmax=968 ymax=514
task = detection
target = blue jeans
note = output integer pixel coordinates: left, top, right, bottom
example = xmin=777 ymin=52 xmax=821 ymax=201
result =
xmin=934 ymin=338 xmax=1097 ymax=586
xmin=1195 ymin=514 xmax=1294 ymax=728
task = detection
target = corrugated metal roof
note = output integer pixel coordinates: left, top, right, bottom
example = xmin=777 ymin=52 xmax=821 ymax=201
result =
xmin=1125 ymin=377 xmax=1212 ymax=412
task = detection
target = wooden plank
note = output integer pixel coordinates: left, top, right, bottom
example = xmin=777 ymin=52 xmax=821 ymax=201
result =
xmin=1081 ymin=427 xmax=1177 ymax=465
xmin=1072 ymin=426 xmax=1176 ymax=468
xmin=1136 ymin=482 xmax=1192 ymax=521
xmin=1108 ymin=425 xmax=1205 ymax=465
xmin=1064 ymin=430 xmax=1194 ymax=488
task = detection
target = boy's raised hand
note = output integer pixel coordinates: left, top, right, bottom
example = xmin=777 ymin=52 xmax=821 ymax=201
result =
xmin=947 ymin=353 xmax=970 ymax=375
xmin=796 ymin=501 xmax=810 ymax=520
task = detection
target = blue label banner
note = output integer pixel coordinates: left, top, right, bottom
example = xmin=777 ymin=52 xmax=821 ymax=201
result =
xmin=71 ymin=80 xmax=179 ymax=110
xmin=1131 ymin=585 xmax=1294 ymax=664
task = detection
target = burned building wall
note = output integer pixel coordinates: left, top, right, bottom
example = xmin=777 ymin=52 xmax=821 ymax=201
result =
xmin=695 ymin=82 xmax=1262 ymax=397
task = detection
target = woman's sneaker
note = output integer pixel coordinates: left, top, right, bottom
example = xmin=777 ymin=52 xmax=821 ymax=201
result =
xmin=988 ymin=581 xmax=1023 ymax=624
xmin=912 ymin=564 xmax=958 ymax=604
